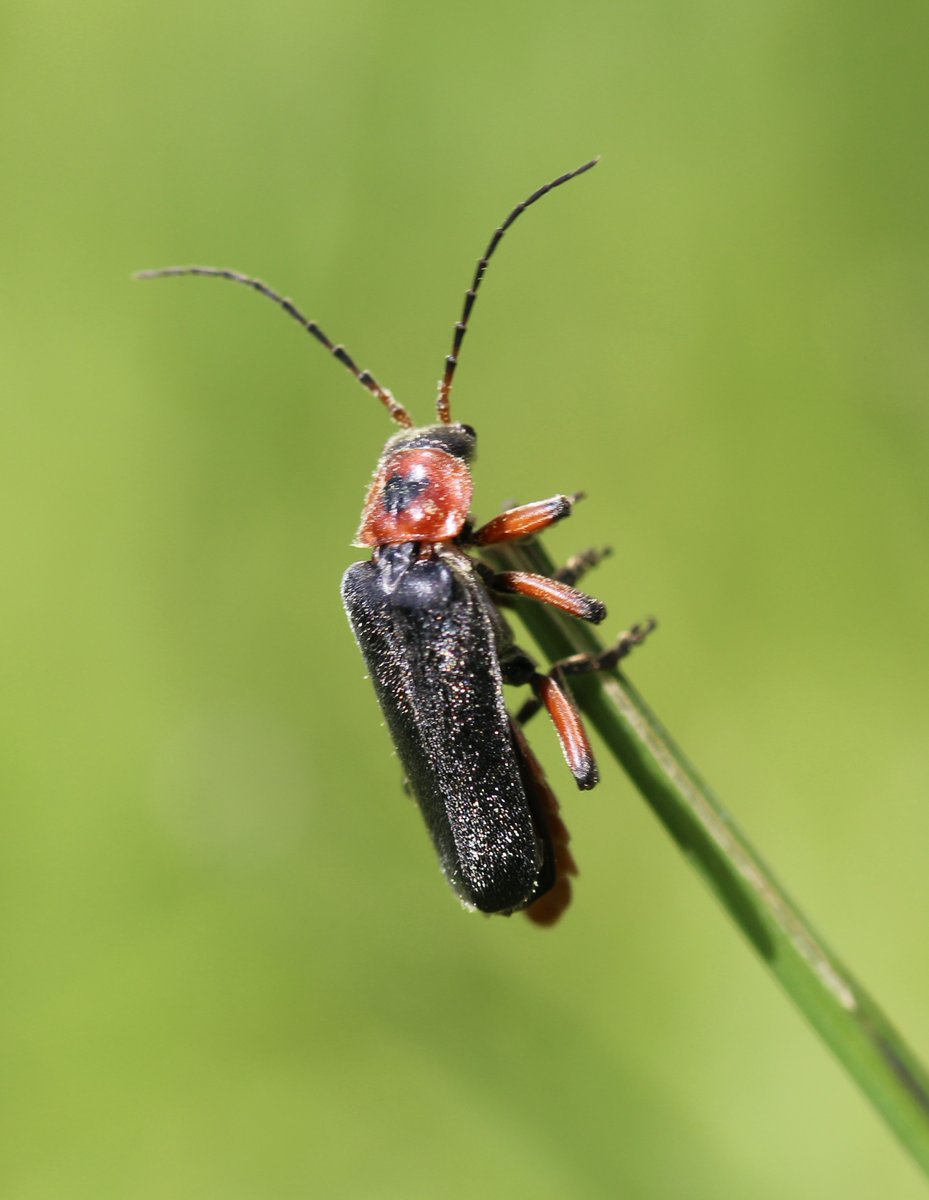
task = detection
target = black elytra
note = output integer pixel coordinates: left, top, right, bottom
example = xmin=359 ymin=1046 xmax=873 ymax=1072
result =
xmin=342 ymin=546 xmax=553 ymax=913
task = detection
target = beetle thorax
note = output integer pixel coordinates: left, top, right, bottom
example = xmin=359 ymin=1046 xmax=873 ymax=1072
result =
xmin=354 ymin=423 xmax=477 ymax=548
xmin=355 ymin=446 xmax=473 ymax=546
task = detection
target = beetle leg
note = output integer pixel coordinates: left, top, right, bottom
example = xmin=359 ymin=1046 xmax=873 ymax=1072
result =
xmin=505 ymin=647 xmax=598 ymax=785
xmin=554 ymin=618 xmax=658 ymax=676
xmin=498 ymin=645 xmax=537 ymax=687
xmin=514 ymin=695 xmax=543 ymax=726
xmin=530 ymin=670 xmax=598 ymax=790
xmin=514 ymin=620 xmax=657 ymax=727
xmin=553 ymin=546 xmax=612 ymax=586
xmin=486 ymin=570 xmax=606 ymax=624
xmin=471 ymin=492 xmax=583 ymax=546
xmin=510 ymin=720 xmax=579 ymax=928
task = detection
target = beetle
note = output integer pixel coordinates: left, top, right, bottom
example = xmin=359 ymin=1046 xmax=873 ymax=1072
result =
xmin=137 ymin=158 xmax=653 ymax=925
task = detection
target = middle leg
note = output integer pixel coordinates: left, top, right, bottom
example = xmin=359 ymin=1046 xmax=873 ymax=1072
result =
xmin=515 ymin=620 xmax=657 ymax=728
xmin=478 ymin=563 xmax=607 ymax=624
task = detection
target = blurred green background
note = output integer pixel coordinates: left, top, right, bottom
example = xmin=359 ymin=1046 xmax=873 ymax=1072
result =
xmin=3 ymin=1 xmax=929 ymax=1196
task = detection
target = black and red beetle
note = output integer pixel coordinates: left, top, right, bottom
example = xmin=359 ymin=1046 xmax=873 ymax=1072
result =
xmin=138 ymin=158 xmax=652 ymax=925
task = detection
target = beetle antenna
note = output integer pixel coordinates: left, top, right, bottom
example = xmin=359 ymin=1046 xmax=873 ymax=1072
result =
xmin=435 ymin=157 xmax=599 ymax=424
xmin=134 ymin=265 xmax=415 ymax=429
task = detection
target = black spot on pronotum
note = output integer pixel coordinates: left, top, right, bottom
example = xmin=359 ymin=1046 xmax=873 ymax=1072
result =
xmin=383 ymin=473 xmax=429 ymax=516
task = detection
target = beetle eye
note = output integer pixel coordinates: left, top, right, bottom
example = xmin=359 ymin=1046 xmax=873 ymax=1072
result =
xmin=460 ymin=423 xmax=476 ymax=438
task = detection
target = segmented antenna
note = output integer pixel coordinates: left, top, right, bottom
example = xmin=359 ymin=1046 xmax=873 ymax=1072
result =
xmin=134 ymin=265 xmax=414 ymax=429
xmin=435 ymin=157 xmax=599 ymax=424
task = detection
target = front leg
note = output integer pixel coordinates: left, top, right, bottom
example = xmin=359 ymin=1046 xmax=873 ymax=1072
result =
xmin=471 ymin=492 xmax=583 ymax=546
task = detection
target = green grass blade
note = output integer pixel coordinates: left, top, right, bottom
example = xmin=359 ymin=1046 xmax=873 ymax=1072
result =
xmin=485 ymin=537 xmax=929 ymax=1178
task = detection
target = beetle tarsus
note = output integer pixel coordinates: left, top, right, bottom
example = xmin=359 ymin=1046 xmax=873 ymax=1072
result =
xmin=553 ymin=546 xmax=613 ymax=587
xmin=556 ymin=618 xmax=658 ymax=677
